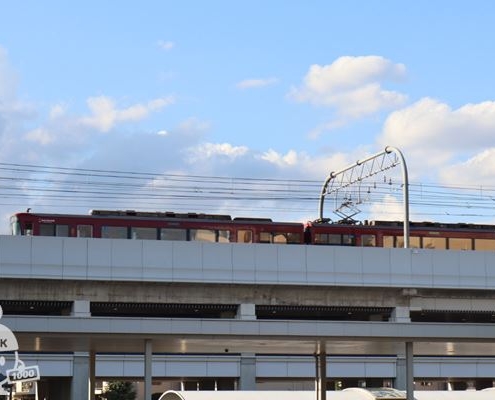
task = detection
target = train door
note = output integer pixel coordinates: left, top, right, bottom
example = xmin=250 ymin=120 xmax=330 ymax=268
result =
xmin=237 ymin=229 xmax=253 ymax=243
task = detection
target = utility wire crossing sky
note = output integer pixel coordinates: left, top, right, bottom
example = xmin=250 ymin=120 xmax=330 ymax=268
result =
xmin=1 ymin=1 xmax=495 ymax=229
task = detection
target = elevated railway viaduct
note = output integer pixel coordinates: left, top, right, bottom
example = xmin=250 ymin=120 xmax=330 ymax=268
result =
xmin=1 ymin=235 xmax=495 ymax=400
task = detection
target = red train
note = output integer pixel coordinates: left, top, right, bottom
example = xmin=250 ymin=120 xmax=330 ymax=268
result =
xmin=9 ymin=210 xmax=495 ymax=251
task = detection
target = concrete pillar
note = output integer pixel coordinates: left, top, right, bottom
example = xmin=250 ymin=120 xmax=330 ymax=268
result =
xmin=144 ymin=339 xmax=153 ymax=400
xmin=236 ymin=303 xmax=256 ymax=320
xmin=395 ymin=352 xmax=406 ymax=390
xmin=239 ymin=353 xmax=256 ymax=390
xmin=71 ymin=352 xmax=90 ymax=400
xmin=389 ymin=306 xmax=411 ymax=322
xmin=89 ymin=351 xmax=95 ymax=400
xmin=395 ymin=342 xmax=414 ymax=399
xmin=71 ymin=300 xmax=91 ymax=317
xmin=315 ymin=352 xmax=327 ymax=400
xmin=405 ymin=342 xmax=414 ymax=400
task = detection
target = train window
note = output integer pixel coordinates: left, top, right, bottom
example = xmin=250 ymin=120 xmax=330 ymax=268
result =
xmin=449 ymin=238 xmax=472 ymax=250
xmin=286 ymin=232 xmax=301 ymax=244
xmin=342 ymin=234 xmax=355 ymax=246
xmin=77 ymin=225 xmax=93 ymax=238
xmin=260 ymin=232 xmax=271 ymax=243
xmin=102 ymin=226 xmax=128 ymax=239
xmin=383 ymin=236 xmax=394 ymax=248
xmin=361 ymin=234 xmax=376 ymax=247
xmin=423 ymin=237 xmax=446 ymax=250
xmin=132 ymin=227 xmax=157 ymax=240
xmin=314 ymin=233 xmax=340 ymax=245
xmin=40 ymin=223 xmax=69 ymax=237
xmin=160 ymin=228 xmax=187 ymax=241
xmin=273 ymin=233 xmax=287 ymax=244
xmin=238 ymin=230 xmax=253 ymax=243
xmin=218 ymin=230 xmax=230 ymax=243
xmin=190 ymin=229 xmax=216 ymax=242
xmin=474 ymin=238 xmax=495 ymax=251
xmin=55 ymin=225 xmax=69 ymax=237
xmin=259 ymin=232 xmax=300 ymax=244
xmin=40 ymin=224 xmax=55 ymax=236
xmin=396 ymin=236 xmax=420 ymax=248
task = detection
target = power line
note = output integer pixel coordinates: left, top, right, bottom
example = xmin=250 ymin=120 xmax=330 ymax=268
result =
xmin=0 ymin=162 xmax=495 ymax=222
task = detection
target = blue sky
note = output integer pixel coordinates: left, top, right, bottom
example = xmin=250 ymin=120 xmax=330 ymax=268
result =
xmin=1 ymin=1 xmax=495 ymax=229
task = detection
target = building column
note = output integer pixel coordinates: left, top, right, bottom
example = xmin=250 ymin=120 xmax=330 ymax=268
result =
xmin=236 ymin=303 xmax=256 ymax=320
xmin=71 ymin=300 xmax=91 ymax=317
xmin=405 ymin=342 xmax=414 ymax=400
xmin=395 ymin=342 xmax=414 ymax=398
xmin=144 ymin=339 xmax=153 ymax=400
xmin=89 ymin=351 xmax=95 ymax=400
xmin=315 ymin=342 xmax=327 ymax=400
xmin=71 ymin=352 xmax=90 ymax=400
xmin=239 ymin=353 xmax=256 ymax=390
xmin=389 ymin=306 xmax=411 ymax=323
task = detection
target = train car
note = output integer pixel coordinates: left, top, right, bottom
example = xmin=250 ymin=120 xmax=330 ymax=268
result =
xmin=10 ymin=210 xmax=495 ymax=251
xmin=306 ymin=220 xmax=495 ymax=251
xmin=9 ymin=210 xmax=304 ymax=245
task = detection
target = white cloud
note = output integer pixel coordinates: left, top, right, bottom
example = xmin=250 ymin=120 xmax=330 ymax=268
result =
xmin=439 ymin=148 xmax=495 ymax=186
xmin=260 ymin=149 xmax=299 ymax=167
xmin=79 ymin=95 xmax=175 ymax=132
xmin=157 ymin=40 xmax=175 ymax=51
xmin=289 ymin=55 xmax=407 ymax=118
xmin=236 ymin=78 xmax=278 ymax=89
xmin=307 ymin=118 xmax=348 ymax=140
xmin=49 ymin=103 xmax=67 ymax=119
xmin=25 ymin=128 xmax=55 ymax=145
xmin=378 ymin=98 xmax=495 ymax=179
xmin=369 ymin=194 xmax=404 ymax=221
xmin=187 ymin=142 xmax=249 ymax=162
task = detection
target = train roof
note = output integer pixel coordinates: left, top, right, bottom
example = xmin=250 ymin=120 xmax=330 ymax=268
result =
xmin=13 ymin=210 xmax=286 ymax=224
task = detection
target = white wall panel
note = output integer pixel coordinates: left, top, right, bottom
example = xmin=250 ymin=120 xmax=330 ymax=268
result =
xmin=111 ymin=239 xmax=143 ymax=280
xmin=306 ymin=246 xmax=335 ymax=285
xmin=362 ymin=247 xmax=391 ymax=286
xmin=63 ymin=238 xmax=88 ymax=279
xmin=87 ymin=239 xmax=112 ymax=279
xmin=432 ymin=251 xmax=460 ymax=288
xmin=277 ymin=246 xmax=307 ymax=284
xmin=232 ymin=244 xmax=256 ymax=282
xmin=410 ymin=250 xmax=433 ymax=287
xmin=202 ymin=243 xmax=233 ymax=283
xmin=142 ymin=240 xmax=174 ymax=280
xmin=172 ymin=242 xmax=202 ymax=281
xmin=254 ymin=245 xmax=278 ymax=283
xmin=333 ymin=247 xmax=362 ymax=285
xmin=389 ymin=249 xmax=412 ymax=286
xmin=31 ymin=237 xmax=64 ymax=278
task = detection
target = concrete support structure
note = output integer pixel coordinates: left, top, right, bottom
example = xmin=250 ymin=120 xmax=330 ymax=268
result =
xmin=315 ymin=343 xmax=327 ymax=400
xmin=237 ymin=303 xmax=256 ymax=320
xmin=239 ymin=353 xmax=256 ymax=390
xmin=395 ymin=342 xmax=414 ymax=400
xmin=389 ymin=307 xmax=411 ymax=323
xmin=145 ymin=340 xmax=153 ymax=400
xmin=71 ymin=300 xmax=91 ymax=317
xmin=406 ymin=342 xmax=414 ymax=400
xmin=71 ymin=352 xmax=90 ymax=400
xmin=89 ymin=351 xmax=95 ymax=400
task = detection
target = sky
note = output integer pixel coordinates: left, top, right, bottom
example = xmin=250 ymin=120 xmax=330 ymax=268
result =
xmin=1 ymin=1 xmax=495 ymax=231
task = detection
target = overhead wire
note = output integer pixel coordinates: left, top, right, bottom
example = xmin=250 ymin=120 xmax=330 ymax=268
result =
xmin=1 ymin=162 xmax=495 ymax=221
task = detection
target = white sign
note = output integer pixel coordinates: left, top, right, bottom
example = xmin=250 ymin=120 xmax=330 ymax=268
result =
xmin=0 ymin=305 xmax=41 ymax=394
